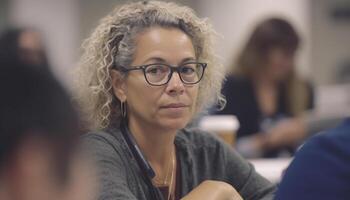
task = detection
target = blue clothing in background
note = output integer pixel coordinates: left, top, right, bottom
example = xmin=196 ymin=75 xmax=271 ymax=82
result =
xmin=275 ymin=118 xmax=350 ymax=200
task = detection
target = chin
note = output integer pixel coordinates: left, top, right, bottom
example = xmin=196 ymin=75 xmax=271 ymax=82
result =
xmin=159 ymin=117 xmax=189 ymax=131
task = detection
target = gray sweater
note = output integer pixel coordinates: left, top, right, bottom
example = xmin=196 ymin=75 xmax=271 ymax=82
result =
xmin=82 ymin=127 xmax=276 ymax=200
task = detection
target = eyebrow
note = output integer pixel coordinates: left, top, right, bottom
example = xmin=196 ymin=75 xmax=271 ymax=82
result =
xmin=143 ymin=57 xmax=197 ymax=64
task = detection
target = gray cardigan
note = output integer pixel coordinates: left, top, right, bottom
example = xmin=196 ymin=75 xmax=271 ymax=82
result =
xmin=82 ymin=127 xmax=276 ymax=200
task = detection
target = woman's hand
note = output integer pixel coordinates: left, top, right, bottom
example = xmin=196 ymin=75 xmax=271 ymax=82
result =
xmin=236 ymin=117 xmax=307 ymax=157
xmin=181 ymin=180 xmax=243 ymax=200
xmin=263 ymin=118 xmax=307 ymax=149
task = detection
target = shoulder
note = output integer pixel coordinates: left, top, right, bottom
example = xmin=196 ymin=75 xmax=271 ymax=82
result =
xmin=176 ymin=127 xmax=226 ymax=149
xmin=221 ymin=75 xmax=252 ymax=101
xmin=82 ymin=130 xmax=121 ymax=152
xmin=177 ymin=127 xmax=252 ymax=165
xmin=276 ymin=119 xmax=350 ymax=199
xmin=223 ymin=75 xmax=250 ymax=89
xmin=300 ymin=119 xmax=350 ymax=159
xmin=291 ymin=118 xmax=350 ymax=170
xmin=81 ymin=131 xmax=142 ymax=199
xmin=80 ymin=129 xmax=128 ymax=163
xmin=82 ymin=130 xmax=118 ymax=144
xmin=176 ymin=127 xmax=236 ymax=163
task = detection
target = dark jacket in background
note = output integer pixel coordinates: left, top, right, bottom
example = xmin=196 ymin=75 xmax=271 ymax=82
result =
xmin=215 ymin=75 xmax=314 ymax=157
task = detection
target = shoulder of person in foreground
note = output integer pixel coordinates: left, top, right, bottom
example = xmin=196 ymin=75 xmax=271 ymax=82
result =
xmin=179 ymin=127 xmax=276 ymax=200
xmin=275 ymin=118 xmax=350 ymax=200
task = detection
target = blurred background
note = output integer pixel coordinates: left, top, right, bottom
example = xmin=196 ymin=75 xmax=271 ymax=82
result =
xmin=0 ymin=0 xmax=348 ymax=84
xmin=1 ymin=0 xmax=349 ymax=182
xmin=1 ymin=0 xmax=349 ymax=104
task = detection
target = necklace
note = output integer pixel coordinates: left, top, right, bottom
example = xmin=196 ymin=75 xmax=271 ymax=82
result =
xmin=167 ymin=149 xmax=176 ymax=200
xmin=152 ymin=148 xmax=176 ymax=200
xmin=152 ymin=150 xmax=173 ymax=185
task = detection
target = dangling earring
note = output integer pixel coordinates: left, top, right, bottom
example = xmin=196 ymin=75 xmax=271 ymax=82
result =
xmin=120 ymin=101 xmax=127 ymax=119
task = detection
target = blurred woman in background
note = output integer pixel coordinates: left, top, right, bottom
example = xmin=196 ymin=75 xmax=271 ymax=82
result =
xmin=215 ymin=18 xmax=314 ymax=158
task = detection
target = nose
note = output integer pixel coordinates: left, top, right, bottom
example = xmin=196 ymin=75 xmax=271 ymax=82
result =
xmin=165 ymin=71 xmax=185 ymax=95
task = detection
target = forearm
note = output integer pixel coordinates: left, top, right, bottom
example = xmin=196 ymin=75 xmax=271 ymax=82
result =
xmin=264 ymin=117 xmax=307 ymax=149
xmin=181 ymin=180 xmax=243 ymax=200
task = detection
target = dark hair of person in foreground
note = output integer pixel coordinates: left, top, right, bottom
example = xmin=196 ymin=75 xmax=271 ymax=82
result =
xmin=0 ymin=60 xmax=84 ymax=200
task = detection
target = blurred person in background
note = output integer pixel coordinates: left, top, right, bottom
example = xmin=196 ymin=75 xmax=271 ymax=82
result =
xmin=0 ymin=60 xmax=95 ymax=200
xmin=0 ymin=27 xmax=50 ymax=71
xmin=275 ymin=117 xmax=350 ymax=200
xmin=76 ymin=1 xmax=275 ymax=200
xmin=215 ymin=18 xmax=314 ymax=158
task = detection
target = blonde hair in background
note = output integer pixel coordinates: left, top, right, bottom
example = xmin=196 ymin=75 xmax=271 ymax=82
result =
xmin=74 ymin=1 xmax=226 ymax=130
xmin=285 ymin=76 xmax=312 ymax=116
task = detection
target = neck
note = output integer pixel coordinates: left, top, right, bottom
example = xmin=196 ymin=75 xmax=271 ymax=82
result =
xmin=127 ymin=117 xmax=176 ymax=167
xmin=253 ymin=69 xmax=278 ymax=83
xmin=252 ymin=71 xmax=278 ymax=88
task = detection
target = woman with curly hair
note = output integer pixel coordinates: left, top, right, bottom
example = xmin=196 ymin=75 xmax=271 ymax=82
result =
xmin=75 ymin=1 xmax=275 ymax=200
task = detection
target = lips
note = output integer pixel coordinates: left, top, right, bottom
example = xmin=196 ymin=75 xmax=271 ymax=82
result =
xmin=159 ymin=103 xmax=190 ymax=118
xmin=160 ymin=103 xmax=188 ymax=108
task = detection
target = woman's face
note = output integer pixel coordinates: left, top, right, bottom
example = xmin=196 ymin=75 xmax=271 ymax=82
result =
xmin=112 ymin=27 xmax=199 ymax=131
xmin=265 ymin=47 xmax=295 ymax=82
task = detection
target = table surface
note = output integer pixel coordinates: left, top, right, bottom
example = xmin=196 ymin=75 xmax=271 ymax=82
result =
xmin=248 ymin=158 xmax=293 ymax=183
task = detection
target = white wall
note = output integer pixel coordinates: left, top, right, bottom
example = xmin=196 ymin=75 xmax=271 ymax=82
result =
xmin=193 ymin=0 xmax=311 ymax=78
xmin=0 ymin=0 xmax=10 ymax=31
xmin=9 ymin=0 xmax=80 ymax=87
xmin=79 ymin=0 xmax=197 ymax=43
xmin=8 ymin=0 xmax=313 ymax=85
xmin=310 ymin=0 xmax=350 ymax=85
xmin=8 ymin=0 xmax=197 ymax=87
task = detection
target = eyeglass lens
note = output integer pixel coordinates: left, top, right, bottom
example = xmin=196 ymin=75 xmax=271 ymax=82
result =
xmin=144 ymin=63 xmax=204 ymax=85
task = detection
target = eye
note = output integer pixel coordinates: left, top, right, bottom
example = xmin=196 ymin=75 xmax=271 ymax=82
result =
xmin=180 ymin=65 xmax=196 ymax=75
xmin=145 ymin=65 xmax=168 ymax=75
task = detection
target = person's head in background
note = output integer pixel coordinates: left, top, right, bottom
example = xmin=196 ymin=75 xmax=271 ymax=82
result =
xmin=0 ymin=60 xmax=94 ymax=200
xmin=0 ymin=28 xmax=50 ymax=70
xmin=235 ymin=17 xmax=299 ymax=83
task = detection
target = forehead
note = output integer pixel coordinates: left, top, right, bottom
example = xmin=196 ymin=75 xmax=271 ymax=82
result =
xmin=132 ymin=27 xmax=196 ymax=64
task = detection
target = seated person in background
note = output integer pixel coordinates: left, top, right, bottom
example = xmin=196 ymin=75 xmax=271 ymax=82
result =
xmin=0 ymin=60 xmax=94 ymax=200
xmin=215 ymin=18 xmax=314 ymax=158
xmin=0 ymin=27 xmax=50 ymax=70
xmin=75 ymin=1 xmax=275 ymax=200
xmin=275 ymin=117 xmax=350 ymax=200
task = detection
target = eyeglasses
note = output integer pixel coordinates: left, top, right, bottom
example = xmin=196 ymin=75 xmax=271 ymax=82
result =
xmin=117 ymin=62 xmax=207 ymax=86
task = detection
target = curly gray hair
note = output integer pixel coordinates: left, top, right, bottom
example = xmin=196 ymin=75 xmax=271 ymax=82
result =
xmin=74 ymin=1 xmax=226 ymax=130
